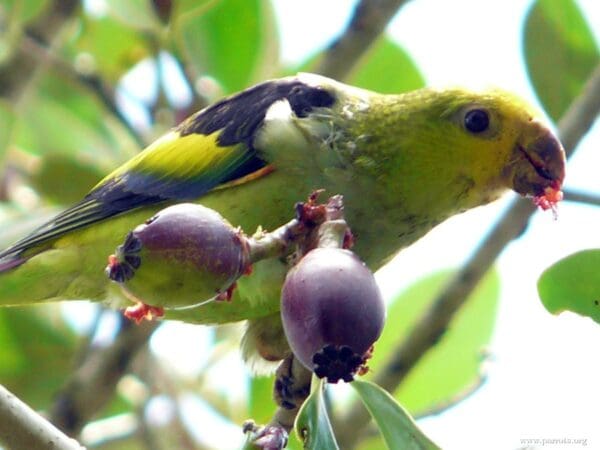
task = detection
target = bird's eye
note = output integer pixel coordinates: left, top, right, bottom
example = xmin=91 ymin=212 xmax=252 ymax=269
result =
xmin=464 ymin=109 xmax=490 ymax=133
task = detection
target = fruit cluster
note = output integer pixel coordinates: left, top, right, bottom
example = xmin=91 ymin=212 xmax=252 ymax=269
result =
xmin=106 ymin=194 xmax=385 ymax=383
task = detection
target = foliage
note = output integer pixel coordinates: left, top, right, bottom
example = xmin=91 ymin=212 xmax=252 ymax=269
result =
xmin=0 ymin=0 xmax=597 ymax=449
xmin=538 ymin=249 xmax=600 ymax=324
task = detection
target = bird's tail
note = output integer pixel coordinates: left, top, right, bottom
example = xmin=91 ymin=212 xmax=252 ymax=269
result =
xmin=0 ymin=247 xmax=87 ymax=306
xmin=0 ymin=254 xmax=27 ymax=273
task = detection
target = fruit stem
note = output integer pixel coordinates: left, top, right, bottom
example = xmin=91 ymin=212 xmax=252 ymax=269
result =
xmin=246 ymin=218 xmax=307 ymax=263
xmin=316 ymin=219 xmax=348 ymax=249
xmin=246 ymin=193 xmax=350 ymax=263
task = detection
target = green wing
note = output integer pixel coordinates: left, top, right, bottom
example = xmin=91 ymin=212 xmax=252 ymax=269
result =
xmin=0 ymin=77 xmax=336 ymax=263
xmin=0 ymin=130 xmax=263 ymax=260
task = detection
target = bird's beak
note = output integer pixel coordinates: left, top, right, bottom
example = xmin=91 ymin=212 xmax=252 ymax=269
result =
xmin=508 ymin=121 xmax=566 ymax=206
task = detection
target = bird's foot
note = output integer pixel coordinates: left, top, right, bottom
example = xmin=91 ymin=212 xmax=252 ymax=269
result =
xmin=274 ymin=355 xmax=312 ymax=411
xmin=123 ymin=302 xmax=164 ymax=323
xmin=215 ymin=282 xmax=237 ymax=301
xmin=243 ymin=420 xmax=288 ymax=450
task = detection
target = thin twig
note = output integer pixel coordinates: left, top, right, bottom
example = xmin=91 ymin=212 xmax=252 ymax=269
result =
xmin=562 ymin=188 xmax=600 ymax=208
xmin=18 ymin=35 xmax=145 ymax=148
xmin=315 ymin=0 xmax=412 ymax=80
xmin=335 ymin=62 xmax=600 ymax=449
xmin=142 ymin=351 xmax=201 ymax=450
xmin=0 ymin=383 xmax=85 ymax=450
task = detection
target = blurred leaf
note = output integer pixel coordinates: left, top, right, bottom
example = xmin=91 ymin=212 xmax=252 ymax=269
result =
xmin=98 ymin=392 xmax=136 ymax=424
xmin=0 ymin=1 xmax=49 ymax=65
xmin=538 ymin=249 xmax=600 ymax=324
xmin=1 ymin=0 xmax=49 ymax=24
xmin=290 ymin=37 xmax=423 ymax=94
xmin=171 ymin=0 xmax=214 ymax=19
xmin=0 ymin=99 xmax=15 ymax=161
xmin=174 ymin=0 xmax=278 ymax=93
xmin=30 ymin=152 xmax=105 ymax=204
xmin=0 ymin=306 xmax=77 ymax=408
xmin=295 ymin=378 xmax=339 ymax=450
xmin=33 ymin=72 xmax=118 ymax=142
xmin=7 ymin=71 xmax=138 ymax=204
xmin=349 ymin=37 xmax=425 ymax=93
xmin=13 ymin=72 xmax=129 ymax=173
xmin=287 ymin=433 xmax=303 ymax=450
xmin=69 ymin=15 xmax=149 ymax=82
xmin=105 ymin=0 xmax=162 ymax=31
xmin=368 ymin=270 xmax=500 ymax=416
xmin=248 ymin=374 xmax=275 ymax=425
xmin=357 ymin=435 xmax=387 ymax=450
xmin=523 ymin=0 xmax=599 ymax=121
xmin=18 ymin=76 xmax=112 ymax=157
xmin=351 ymin=380 xmax=441 ymax=450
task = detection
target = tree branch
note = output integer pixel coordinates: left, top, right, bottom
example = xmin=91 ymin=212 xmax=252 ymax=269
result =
xmin=0 ymin=383 xmax=84 ymax=450
xmin=335 ymin=62 xmax=600 ymax=449
xmin=0 ymin=0 xmax=79 ymax=101
xmin=0 ymin=1 xmax=146 ymax=148
xmin=50 ymin=318 xmax=159 ymax=435
xmin=315 ymin=0 xmax=412 ymax=80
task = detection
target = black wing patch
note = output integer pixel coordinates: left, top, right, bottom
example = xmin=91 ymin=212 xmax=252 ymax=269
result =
xmin=178 ymin=79 xmax=336 ymax=146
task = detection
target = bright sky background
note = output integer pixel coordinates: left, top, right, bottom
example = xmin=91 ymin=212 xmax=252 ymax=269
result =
xmin=69 ymin=1 xmax=600 ymax=449
xmin=271 ymin=1 xmax=600 ymax=449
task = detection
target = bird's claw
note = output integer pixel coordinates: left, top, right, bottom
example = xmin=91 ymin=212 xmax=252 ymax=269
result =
xmin=273 ymin=356 xmax=311 ymax=411
xmin=243 ymin=421 xmax=288 ymax=450
xmin=123 ymin=302 xmax=164 ymax=323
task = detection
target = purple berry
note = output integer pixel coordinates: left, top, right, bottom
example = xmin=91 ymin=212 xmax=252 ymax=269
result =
xmin=107 ymin=203 xmax=249 ymax=309
xmin=280 ymin=248 xmax=385 ymax=383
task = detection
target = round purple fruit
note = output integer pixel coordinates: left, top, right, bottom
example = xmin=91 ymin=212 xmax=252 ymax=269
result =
xmin=281 ymin=248 xmax=385 ymax=383
xmin=106 ymin=203 xmax=249 ymax=309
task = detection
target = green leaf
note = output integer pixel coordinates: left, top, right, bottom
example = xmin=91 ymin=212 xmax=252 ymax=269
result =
xmin=30 ymin=152 xmax=105 ymax=204
xmin=349 ymin=37 xmax=425 ymax=93
xmin=0 ymin=306 xmax=77 ymax=408
xmin=523 ymin=0 xmax=599 ymax=121
xmin=15 ymin=72 xmax=131 ymax=164
xmin=68 ymin=15 xmax=149 ymax=82
xmin=1 ymin=0 xmax=49 ymax=25
xmin=288 ymin=37 xmax=423 ymax=94
xmin=174 ymin=0 xmax=278 ymax=93
xmin=295 ymin=378 xmax=339 ymax=450
xmin=0 ymin=99 xmax=15 ymax=161
xmin=247 ymin=374 xmax=275 ymax=426
xmin=7 ymin=72 xmax=136 ymax=204
xmin=538 ymin=249 xmax=600 ymax=324
xmin=368 ymin=270 xmax=500 ymax=417
xmin=18 ymin=80 xmax=106 ymax=157
xmin=171 ymin=0 xmax=214 ymax=18
xmin=351 ymin=380 xmax=441 ymax=450
xmin=105 ymin=0 xmax=162 ymax=31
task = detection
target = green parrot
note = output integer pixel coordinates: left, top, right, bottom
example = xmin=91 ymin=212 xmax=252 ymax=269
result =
xmin=0 ymin=73 xmax=565 ymax=367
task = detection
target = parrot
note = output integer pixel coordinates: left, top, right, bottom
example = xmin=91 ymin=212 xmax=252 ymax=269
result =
xmin=0 ymin=73 xmax=565 ymax=367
